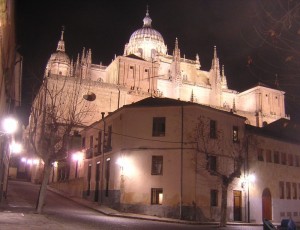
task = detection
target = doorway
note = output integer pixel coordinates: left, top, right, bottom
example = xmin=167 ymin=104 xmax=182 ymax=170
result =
xmin=233 ymin=190 xmax=242 ymax=221
xmin=262 ymin=188 xmax=272 ymax=220
xmin=94 ymin=161 xmax=100 ymax=202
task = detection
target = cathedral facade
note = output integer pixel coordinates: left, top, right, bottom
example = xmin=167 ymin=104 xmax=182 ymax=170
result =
xmin=44 ymin=9 xmax=287 ymax=127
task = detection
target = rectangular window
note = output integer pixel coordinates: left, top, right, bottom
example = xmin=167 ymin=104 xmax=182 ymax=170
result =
xmin=107 ymin=125 xmax=112 ymax=148
xmin=97 ymin=131 xmax=102 ymax=155
xmin=152 ymin=117 xmax=166 ymax=137
xmin=295 ymin=155 xmax=300 ymax=167
xmin=104 ymin=126 xmax=112 ymax=152
xmin=266 ymin=150 xmax=272 ymax=163
xmin=210 ymin=120 xmax=217 ymax=139
xmin=210 ymin=189 xmax=218 ymax=206
xmin=232 ymin=126 xmax=239 ymax=142
xmin=257 ymin=148 xmax=264 ymax=161
xmin=82 ymin=137 xmax=86 ymax=148
xmin=288 ymin=154 xmax=293 ymax=166
xmin=151 ymin=156 xmax=163 ymax=175
xmin=274 ymin=151 xmax=280 ymax=164
xmin=286 ymin=182 xmax=291 ymax=199
xmin=208 ymin=155 xmax=217 ymax=172
xmin=293 ymin=183 xmax=297 ymax=199
xmin=87 ymin=163 xmax=92 ymax=196
xmin=151 ymin=188 xmax=163 ymax=205
xmin=90 ymin=136 xmax=94 ymax=154
xmin=279 ymin=181 xmax=284 ymax=199
xmin=281 ymin=152 xmax=287 ymax=165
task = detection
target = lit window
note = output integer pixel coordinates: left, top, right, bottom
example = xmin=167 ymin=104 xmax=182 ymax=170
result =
xmin=232 ymin=126 xmax=239 ymax=142
xmin=151 ymin=188 xmax=163 ymax=205
xmin=151 ymin=156 xmax=163 ymax=175
xmin=210 ymin=190 xmax=218 ymax=206
xmin=152 ymin=117 xmax=166 ymax=137
xmin=210 ymin=120 xmax=217 ymax=139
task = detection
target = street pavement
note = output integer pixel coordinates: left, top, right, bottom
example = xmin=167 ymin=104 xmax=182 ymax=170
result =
xmin=0 ymin=179 xmax=285 ymax=229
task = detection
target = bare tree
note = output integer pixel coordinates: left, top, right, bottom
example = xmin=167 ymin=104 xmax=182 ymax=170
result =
xmin=26 ymin=75 xmax=96 ymax=213
xmin=194 ymin=116 xmax=245 ymax=227
xmin=243 ymin=0 xmax=300 ymax=120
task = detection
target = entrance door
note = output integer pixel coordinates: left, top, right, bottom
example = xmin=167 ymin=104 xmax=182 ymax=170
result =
xmin=94 ymin=161 xmax=100 ymax=202
xmin=233 ymin=190 xmax=242 ymax=221
xmin=262 ymin=188 xmax=272 ymax=220
xmin=87 ymin=164 xmax=92 ymax=196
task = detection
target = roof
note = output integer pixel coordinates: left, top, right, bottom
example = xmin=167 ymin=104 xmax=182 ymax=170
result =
xmin=246 ymin=118 xmax=300 ymax=143
xmin=125 ymin=54 xmax=146 ymax=61
xmin=124 ymin=97 xmax=245 ymax=119
xmin=125 ymin=97 xmax=195 ymax=108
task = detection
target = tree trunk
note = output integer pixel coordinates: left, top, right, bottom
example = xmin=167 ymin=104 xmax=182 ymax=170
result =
xmin=36 ymin=162 xmax=52 ymax=213
xmin=219 ymin=182 xmax=229 ymax=227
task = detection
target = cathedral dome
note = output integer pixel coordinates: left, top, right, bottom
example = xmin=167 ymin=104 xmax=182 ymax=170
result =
xmin=49 ymin=50 xmax=70 ymax=64
xmin=124 ymin=9 xmax=167 ymax=60
xmin=129 ymin=14 xmax=165 ymax=45
xmin=45 ymin=29 xmax=71 ymax=77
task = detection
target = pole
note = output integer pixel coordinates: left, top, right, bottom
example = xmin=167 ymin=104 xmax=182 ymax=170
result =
xmin=100 ymin=112 xmax=105 ymax=204
xmin=246 ymin=136 xmax=250 ymax=223
xmin=180 ymin=106 xmax=183 ymax=219
xmin=248 ymin=182 xmax=250 ymax=223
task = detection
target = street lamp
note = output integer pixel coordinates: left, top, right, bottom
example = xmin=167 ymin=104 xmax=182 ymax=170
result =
xmin=2 ymin=117 xmax=18 ymax=134
xmin=10 ymin=142 xmax=22 ymax=154
xmin=72 ymin=151 xmax=83 ymax=178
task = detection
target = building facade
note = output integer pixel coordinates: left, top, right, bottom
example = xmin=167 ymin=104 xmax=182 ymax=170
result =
xmin=61 ymin=97 xmax=247 ymax=221
xmin=0 ymin=0 xmax=22 ymax=202
xmin=42 ymin=9 xmax=287 ymax=128
xmin=246 ymin=120 xmax=300 ymax=223
xmin=50 ymin=98 xmax=300 ymax=223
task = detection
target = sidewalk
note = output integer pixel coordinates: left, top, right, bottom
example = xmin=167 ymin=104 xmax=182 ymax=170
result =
xmin=46 ymin=185 xmax=263 ymax=227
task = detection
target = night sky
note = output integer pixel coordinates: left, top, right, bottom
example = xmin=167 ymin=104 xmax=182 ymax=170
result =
xmin=15 ymin=0 xmax=300 ymax=124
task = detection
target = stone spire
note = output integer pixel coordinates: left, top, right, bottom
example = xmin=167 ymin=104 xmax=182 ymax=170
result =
xmin=221 ymin=65 xmax=228 ymax=89
xmin=56 ymin=26 xmax=65 ymax=52
xmin=172 ymin=38 xmax=181 ymax=84
xmin=143 ymin=5 xmax=152 ymax=28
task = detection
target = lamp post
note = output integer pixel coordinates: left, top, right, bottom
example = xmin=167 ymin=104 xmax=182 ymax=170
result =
xmin=243 ymin=173 xmax=255 ymax=223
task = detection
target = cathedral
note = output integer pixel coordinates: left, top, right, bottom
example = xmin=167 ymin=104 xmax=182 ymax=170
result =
xmin=44 ymin=9 xmax=287 ymax=127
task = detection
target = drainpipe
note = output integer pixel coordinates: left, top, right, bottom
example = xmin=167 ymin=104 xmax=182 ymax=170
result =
xmin=117 ymin=59 xmax=120 ymax=109
xmin=100 ymin=112 xmax=105 ymax=204
xmin=247 ymin=135 xmax=250 ymax=223
xmin=180 ymin=106 xmax=184 ymax=219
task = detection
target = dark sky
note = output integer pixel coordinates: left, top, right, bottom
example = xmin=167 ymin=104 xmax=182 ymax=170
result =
xmin=15 ymin=0 xmax=300 ymax=123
